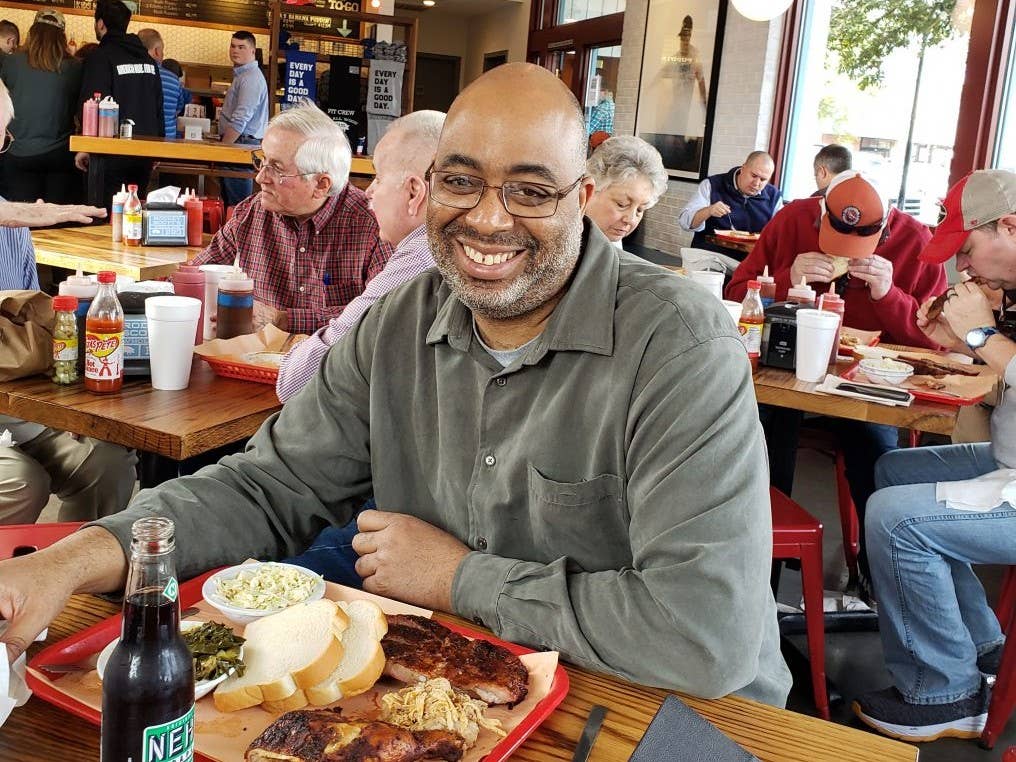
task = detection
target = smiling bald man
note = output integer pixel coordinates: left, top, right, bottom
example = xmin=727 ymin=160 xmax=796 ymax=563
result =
xmin=0 ymin=64 xmax=790 ymax=706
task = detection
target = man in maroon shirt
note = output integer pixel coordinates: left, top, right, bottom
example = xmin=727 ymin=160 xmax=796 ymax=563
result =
xmin=192 ymin=101 xmax=392 ymax=334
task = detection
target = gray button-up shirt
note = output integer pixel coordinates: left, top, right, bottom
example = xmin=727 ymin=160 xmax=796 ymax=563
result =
xmin=98 ymin=223 xmax=791 ymax=705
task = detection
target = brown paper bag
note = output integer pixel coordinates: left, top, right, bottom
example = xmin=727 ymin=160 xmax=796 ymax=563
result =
xmin=0 ymin=290 xmax=55 ymax=381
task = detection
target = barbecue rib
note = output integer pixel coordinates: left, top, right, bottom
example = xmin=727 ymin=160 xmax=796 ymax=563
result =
xmin=897 ymin=353 xmax=981 ymax=378
xmin=381 ymin=615 xmax=529 ymax=706
xmin=245 ymin=709 xmax=465 ymax=762
xmin=926 ymin=278 xmax=986 ymax=320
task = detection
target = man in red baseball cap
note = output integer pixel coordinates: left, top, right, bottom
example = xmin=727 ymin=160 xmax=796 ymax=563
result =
xmin=854 ymin=168 xmax=1016 ymax=743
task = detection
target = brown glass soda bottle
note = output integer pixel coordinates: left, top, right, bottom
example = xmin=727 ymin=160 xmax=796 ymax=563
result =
xmin=101 ymin=517 xmax=195 ymax=762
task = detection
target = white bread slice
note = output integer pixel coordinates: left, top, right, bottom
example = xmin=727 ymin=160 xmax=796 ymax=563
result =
xmin=214 ymin=599 xmax=348 ymax=713
xmin=306 ymin=600 xmax=388 ymax=705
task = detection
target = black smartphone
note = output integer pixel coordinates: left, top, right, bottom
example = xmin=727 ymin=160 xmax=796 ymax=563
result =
xmin=838 ymin=382 xmax=913 ymax=402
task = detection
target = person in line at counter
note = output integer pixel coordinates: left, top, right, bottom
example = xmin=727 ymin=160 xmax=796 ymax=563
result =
xmin=276 ymin=109 xmax=442 ymax=403
xmin=0 ymin=64 xmax=792 ymax=708
xmin=854 ymin=169 xmax=1016 ymax=742
xmin=678 ymin=150 xmax=783 ymax=261
xmin=0 ymin=80 xmax=105 ymax=226
xmin=74 ymin=0 xmax=164 ymax=200
xmin=218 ymin=30 xmax=268 ymax=208
xmin=191 ymin=99 xmax=391 ymax=335
xmin=137 ymin=29 xmax=186 ymax=140
xmin=727 ymin=171 xmax=944 ymax=597
xmin=1 ymin=10 xmax=83 ymax=204
xmin=812 ymin=143 xmax=851 ymax=197
xmin=583 ymin=135 xmax=667 ymax=252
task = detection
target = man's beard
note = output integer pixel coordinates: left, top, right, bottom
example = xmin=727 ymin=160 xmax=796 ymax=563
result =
xmin=427 ymin=214 xmax=582 ymax=321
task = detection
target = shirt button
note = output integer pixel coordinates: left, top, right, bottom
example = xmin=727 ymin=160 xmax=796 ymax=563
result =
xmin=299 ymin=247 xmax=306 ymax=253
xmin=477 ymin=537 xmax=488 ymax=551
xmin=484 ymin=455 xmax=496 ymax=467
xmin=495 ymin=377 xmax=507 ymax=386
xmin=299 ymin=286 xmax=305 ymax=293
xmin=472 ymin=616 xmax=484 ymax=626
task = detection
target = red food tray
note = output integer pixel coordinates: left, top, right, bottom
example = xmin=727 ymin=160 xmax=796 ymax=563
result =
xmin=841 ymin=362 xmax=984 ymax=406
xmin=198 ymin=354 xmax=278 ymax=385
xmin=27 ymin=572 xmax=569 ymax=762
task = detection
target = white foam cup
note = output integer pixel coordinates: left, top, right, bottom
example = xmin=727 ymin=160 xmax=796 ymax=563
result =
xmin=146 ymin=296 xmax=202 ymax=390
xmin=198 ymin=264 xmax=236 ymax=341
xmin=721 ymin=299 xmax=743 ymax=325
xmin=689 ymin=269 xmax=725 ymax=300
xmin=794 ymin=309 xmax=841 ymax=383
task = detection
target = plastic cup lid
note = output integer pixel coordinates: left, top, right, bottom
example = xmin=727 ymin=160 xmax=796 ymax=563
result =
xmin=145 ymin=295 xmax=202 ymax=321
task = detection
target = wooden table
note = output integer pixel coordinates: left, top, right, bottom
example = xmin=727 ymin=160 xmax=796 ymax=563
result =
xmin=0 ymin=364 xmax=280 ymax=460
xmin=753 ymin=364 xmax=960 ymax=435
xmin=31 ymin=224 xmax=203 ymax=280
xmin=0 ymin=594 xmax=918 ymax=762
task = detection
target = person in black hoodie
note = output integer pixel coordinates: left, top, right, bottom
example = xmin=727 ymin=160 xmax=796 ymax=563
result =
xmin=74 ymin=0 xmax=163 ymax=203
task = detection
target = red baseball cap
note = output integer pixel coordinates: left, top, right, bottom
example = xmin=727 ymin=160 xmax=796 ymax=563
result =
xmin=920 ymin=170 xmax=1016 ymax=263
xmin=818 ymin=171 xmax=888 ymax=259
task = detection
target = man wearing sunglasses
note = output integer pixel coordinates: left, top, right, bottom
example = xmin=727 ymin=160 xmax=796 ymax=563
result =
xmin=0 ymin=64 xmax=791 ymax=708
xmin=190 ymin=100 xmax=392 ymax=335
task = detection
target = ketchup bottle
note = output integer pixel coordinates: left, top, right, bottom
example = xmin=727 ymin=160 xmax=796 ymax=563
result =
xmin=818 ymin=282 xmax=846 ymax=364
xmin=757 ymin=265 xmax=777 ymax=308
xmin=738 ymin=280 xmax=765 ymax=372
xmin=85 ymin=271 xmax=125 ymax=394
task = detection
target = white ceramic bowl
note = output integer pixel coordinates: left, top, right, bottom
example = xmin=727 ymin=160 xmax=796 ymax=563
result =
xmin=96 ymin=620 xmax=242 ymax=700
xmin=859 ymin=358 xmax=915 ymax=386
xmin=201 ymin=562 xmax=326 ymax=625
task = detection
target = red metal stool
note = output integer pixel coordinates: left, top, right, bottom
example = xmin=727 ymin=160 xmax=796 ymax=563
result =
xmin=0 ymin=522 xmax=84 ymax=559
xmin=770 ymin=487 xmax=829 ymax=720
xmin=982 ymin=566 xmax=1016 ymax=749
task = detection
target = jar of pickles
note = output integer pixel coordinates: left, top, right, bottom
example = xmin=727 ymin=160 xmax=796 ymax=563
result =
xmin=52 ymin=295 xmax=79 ymax=385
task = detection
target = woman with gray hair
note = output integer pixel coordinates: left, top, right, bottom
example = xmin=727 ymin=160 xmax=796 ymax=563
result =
xmin=585 ymin=135 xmax=668 ymax=248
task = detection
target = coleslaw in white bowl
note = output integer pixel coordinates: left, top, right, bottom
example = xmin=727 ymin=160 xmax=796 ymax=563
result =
xmin=202 ymin=562 xmax=325 ymax=624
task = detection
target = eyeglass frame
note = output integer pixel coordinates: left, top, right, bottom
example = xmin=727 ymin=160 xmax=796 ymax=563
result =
xmin=251 ymin=150 xmax=320 ymax=182
xmin=0 ymin=130 xmax=13 ymax=155
xmin=425 ymin=165 xmax=585 ymax=219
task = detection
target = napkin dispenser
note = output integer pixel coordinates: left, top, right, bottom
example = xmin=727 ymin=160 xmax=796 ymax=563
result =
xmin=143 ymin=202 xmax=188 ymax=246
xmin=120 ymin=290 xmax=174 ymax=376
xmin=760 ymin=301 xmax=808 ymax=370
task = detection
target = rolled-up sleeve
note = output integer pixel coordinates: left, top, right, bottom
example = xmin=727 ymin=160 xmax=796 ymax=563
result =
xmin=678 ymin=179 xmax=713 ymax=232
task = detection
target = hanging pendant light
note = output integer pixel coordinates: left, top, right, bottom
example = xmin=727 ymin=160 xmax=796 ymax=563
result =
xmin=729 ymin=0 xmax=794 ymax=22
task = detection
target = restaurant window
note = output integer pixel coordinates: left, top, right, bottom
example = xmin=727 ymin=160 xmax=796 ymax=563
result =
xmin=557 ymin=0 xmax=626 ymax=24
xmin=994 ymin=33 xmax=1016 ymax=171
xmin=779 ymin=0 xmax=975 ymax=224
xmin=585 ymin=45 xmax=621 ymax=137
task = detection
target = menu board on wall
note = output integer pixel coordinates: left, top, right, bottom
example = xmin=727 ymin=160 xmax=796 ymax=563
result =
xmin=27 ymin=0 xmax=361 ymax=33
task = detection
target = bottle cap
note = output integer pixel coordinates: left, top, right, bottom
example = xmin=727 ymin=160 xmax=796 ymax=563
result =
xmin=97 ymin=271 xmax=116 ymax=284
xmin=758 ymin=265 xmax=774 ymax=282
xmin=747 ymin=280 xmax=761 ymax=290
xmin=219 ymin=270 xmax=254 ymax=291
xmin=59 ymin=274 xmax=98 ymax=298
xmin=52 ymin=295 xmax=78 ymax=312
xmin=128 ymin=184 xmax=138 ymax=192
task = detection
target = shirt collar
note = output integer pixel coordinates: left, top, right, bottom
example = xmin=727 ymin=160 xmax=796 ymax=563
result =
xmin=397 ymin=224 xmax=429 ymax=251
xmin=283 ymin=186 xmax=346 ymax=233
xmin=425 ymin=219 xmax=617 ymax=359
xmin=233 ymin=60 xmax=259 ymax=74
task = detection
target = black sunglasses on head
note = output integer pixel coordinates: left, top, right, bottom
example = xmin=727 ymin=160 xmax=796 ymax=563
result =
xmin=825 ymin=211 xmax=884 ymax=237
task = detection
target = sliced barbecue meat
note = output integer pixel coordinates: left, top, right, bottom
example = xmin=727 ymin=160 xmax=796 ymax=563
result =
xmin=381 ymin=615 xmax=529 ymax=706
xmin=897 ymin=353 xmax=981 ymax=378
xmin=245 ymin=709 xmax=465 ymax=762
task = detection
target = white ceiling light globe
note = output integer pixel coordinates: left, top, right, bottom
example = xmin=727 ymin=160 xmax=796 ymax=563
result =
xmin=729 ymin=0 xmax=794 ymax=22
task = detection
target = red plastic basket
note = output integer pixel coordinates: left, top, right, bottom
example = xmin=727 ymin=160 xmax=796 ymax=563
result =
xmin=198 ymin=354 xmax=278 ymax=385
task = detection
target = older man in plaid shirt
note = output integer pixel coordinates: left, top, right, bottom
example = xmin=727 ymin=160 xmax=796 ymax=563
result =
xmin=192 ymin=101 xmax=392 ymax=335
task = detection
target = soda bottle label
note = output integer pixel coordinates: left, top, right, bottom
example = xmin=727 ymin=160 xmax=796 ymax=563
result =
xmin=141 ymin=705 xmax=195 ymax=762
xmin=738 ymin=321 xmax=762 ymax=356
xmin=162 ymin=577 xmax=179 ymax=602
xmin=85 ymin=331 xmax=124 ymax=380
xmin=53 ymin=337 xmax=78 ymax=361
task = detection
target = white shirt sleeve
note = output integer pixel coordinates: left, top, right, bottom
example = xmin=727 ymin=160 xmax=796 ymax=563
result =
xmin=678 ymin=179 xmax=713 ymax=232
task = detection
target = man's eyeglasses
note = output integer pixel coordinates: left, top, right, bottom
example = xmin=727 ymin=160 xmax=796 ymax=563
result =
xmin=0 ymin=130 xmax=13 ymax=155
xmin=426 ymin=167 xmax=583 ymax=219
xmin=251 ymin=151 xmax=319 ymax=182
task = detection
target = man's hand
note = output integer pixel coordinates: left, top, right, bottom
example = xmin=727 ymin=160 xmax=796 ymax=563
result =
xmin=253 ymin=301 xmax=289 ymax=332
xmin=707 ymin=201 xmax=731 ymax=219
xmin=941 ymin=280 xmax=998 ymax=340
xmin=74 ymin=152 xmax=90 ymax=172
xmin=847 ymin=254 xmax=894 ymax=301
xmin=0 ymin=553 xmax=76 ymax=662
xmin=917 ymin=296 xmax=965 ymax=352
xmin=790 ymin=251 xmax=836 ymax=284
xmin=352 ymin=510 xmax=470 ymax=612
xmin=0 ymin=200 xmax=107 ymax=229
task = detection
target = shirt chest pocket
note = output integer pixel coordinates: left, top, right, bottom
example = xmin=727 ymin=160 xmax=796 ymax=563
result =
xmin=323 ymin=281 xmax=359 ymax=309
xmin=526 ymin=464 xmax=630 ymax=571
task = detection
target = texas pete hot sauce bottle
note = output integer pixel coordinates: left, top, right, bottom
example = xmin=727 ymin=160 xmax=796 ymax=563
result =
xmin=84 ymin=271 xmax=125 ymax=393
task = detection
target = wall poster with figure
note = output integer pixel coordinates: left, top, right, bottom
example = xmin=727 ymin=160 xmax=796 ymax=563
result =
xmin=634 ymin=0 xmax=727 ymax=180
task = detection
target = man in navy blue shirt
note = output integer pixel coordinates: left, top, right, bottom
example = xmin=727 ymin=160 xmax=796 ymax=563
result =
xmin=138 ymin=28 xmax=187 ymax=139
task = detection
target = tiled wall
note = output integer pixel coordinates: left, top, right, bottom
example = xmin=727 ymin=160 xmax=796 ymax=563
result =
xmin=615 ymin=1 xmax=784 ymax=254
xmin=0 ymin=9 xmax=268 ymax=66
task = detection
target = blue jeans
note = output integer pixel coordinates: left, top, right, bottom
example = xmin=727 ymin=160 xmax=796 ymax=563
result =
xmin=220 ymin=135 xmax=259 ymax=209
xmin=866 ymin=444 xmax=1014 ymax=703
xmin=282 ymin=499 xmax=373 ymax=588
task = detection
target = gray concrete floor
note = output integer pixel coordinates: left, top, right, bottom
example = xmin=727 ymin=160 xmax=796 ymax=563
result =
xmin=782 ymin=446 xmax=1015 ymax=760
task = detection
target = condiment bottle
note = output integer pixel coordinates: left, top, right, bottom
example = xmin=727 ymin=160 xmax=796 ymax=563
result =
xmin=52 ymin=296 xmax=79 ymax=385
xmin=185 ymin=194 xmax=203 ymax=247
xmin=216 ymin=270 xmax=255 ymax=339
xmin=123 ymin=184 xmax=143 ymax=246
xmin=757 ymin=265 xmax=777 ymax=308
xmin=98 ymin=96 xmax=119 ymax=138
xmin=170 ymin=263 xmax=206 ymax=345
xmin=84 ymin=271 xmax=125 ymax=394
xmin=82 ymin=92 xmax=100 ymax=137
xmin=59 ymin=272 xmax=98 ymax=374
xmin=100 ymin=517 xmax=195 ymax=762
xmin=787 ymin=276 xmax=817 ymax=306
xmin=738 ymin=280 xmax=765 ymax=372
xmin=111 ymin=184 xmax=128 ymax=243
xmin=818 ymin=282 xmax=846 ymax=364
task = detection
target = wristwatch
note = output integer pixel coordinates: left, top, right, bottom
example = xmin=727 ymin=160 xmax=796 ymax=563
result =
xmin=965 ymin=326 xmax=999 ymax=351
